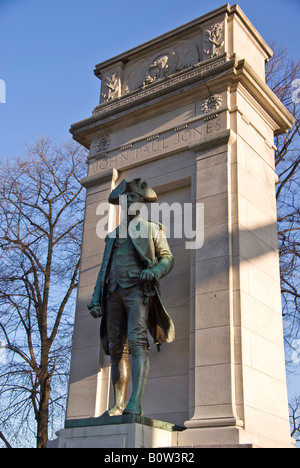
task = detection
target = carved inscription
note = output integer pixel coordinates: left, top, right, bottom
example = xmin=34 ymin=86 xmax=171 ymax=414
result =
xmin=89 ymin=118 xmax=223 ymax=175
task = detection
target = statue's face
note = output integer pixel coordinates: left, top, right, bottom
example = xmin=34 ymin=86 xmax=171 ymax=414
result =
xmin=126 ymin=192 xmax=144 ymax=214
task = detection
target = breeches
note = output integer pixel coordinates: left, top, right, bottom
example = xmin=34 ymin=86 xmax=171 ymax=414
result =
xmin=106 ymin=285 xmax=149 ymax=363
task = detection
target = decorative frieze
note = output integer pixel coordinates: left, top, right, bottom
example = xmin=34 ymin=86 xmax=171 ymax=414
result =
xmin=94 ymin=56 xmax=227 ymax=118
xmin=98 ymin=26 xmax=226 ymax=104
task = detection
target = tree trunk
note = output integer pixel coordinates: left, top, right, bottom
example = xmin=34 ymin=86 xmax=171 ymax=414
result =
xmin=36 ymin=379 xmax=51 ymax=448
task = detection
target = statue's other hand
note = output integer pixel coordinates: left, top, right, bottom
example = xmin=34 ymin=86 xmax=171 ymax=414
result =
xmin=89 ymin=306 xmax=103 ymax=319
xmin=140 ymin=269 xmax=156 ymax=282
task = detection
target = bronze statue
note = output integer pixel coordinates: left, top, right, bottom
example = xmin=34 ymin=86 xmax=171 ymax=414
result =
xmin=88 ymin=178 xmax=175 ymax=416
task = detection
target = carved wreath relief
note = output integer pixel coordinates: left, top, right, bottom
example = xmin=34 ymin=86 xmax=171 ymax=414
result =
xmin=92 ymin=134 xmax=110 ymax=159
xmin=202 ymin=94 xmax=222 ymax=113
xmin=95 ymin=134 xmax=110 ymax=152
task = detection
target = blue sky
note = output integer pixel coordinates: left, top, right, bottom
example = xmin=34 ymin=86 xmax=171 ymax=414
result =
xmin=0 ymin=0 xmax=299 ymax=160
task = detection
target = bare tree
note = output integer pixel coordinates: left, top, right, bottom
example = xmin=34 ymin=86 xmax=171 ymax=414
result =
xmin=266 ymin=42 xmax=300 ymax=351
xmin=0 ymin=430 xmax=12 ymax=448
xmin=0 ymin=137 xmax=87 ymax=448
xmin=289 ymin=395 xmax=300 ymax=445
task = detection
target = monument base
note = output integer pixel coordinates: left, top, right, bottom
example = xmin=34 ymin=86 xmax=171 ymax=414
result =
xmin=57 ymin=414 xmax=185 ymax=449
xmin=56 ymin=414 xmax=295 ymax=448
xmin=176 ymin=426 xmax=295 ymax=449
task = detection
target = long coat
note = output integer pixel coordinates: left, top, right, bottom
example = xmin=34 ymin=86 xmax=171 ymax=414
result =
xmin=88 ymin=217 xmax=175 ymax=355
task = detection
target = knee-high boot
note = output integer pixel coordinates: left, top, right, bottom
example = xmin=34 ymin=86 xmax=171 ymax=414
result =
xmin=124 ymin=346 xmax=149 ymax=416
xmin=107 ymin=351 xmax=130 ymax=416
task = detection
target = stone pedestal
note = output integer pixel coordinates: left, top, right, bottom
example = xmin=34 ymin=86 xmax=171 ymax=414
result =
xmin=58 ymin=415 xmax=183 ymax=449
xmin=61 ymin=4 xmax=295 ymax=448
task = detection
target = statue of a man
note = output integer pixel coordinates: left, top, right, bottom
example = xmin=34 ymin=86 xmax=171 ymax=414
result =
xmin=88 ymin=178 xmax=175 ymax=417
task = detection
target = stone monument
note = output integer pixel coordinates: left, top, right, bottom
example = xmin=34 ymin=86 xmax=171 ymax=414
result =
xmin=58 ymin=4 xmax=295 ymax=448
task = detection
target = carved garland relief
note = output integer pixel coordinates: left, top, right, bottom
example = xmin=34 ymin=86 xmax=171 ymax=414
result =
xmin=101 ymin=72 xmax=120 ymax=102
xmin=203 ymin=22 xmax=225 ymax=58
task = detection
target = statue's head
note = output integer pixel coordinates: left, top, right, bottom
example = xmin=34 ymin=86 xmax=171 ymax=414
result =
xmin=108 ymin=178 xmax=158 ymax=206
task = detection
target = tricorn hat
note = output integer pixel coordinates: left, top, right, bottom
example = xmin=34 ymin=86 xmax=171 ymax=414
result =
xmin=108 ymin=178 xmax=158 ymax=205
